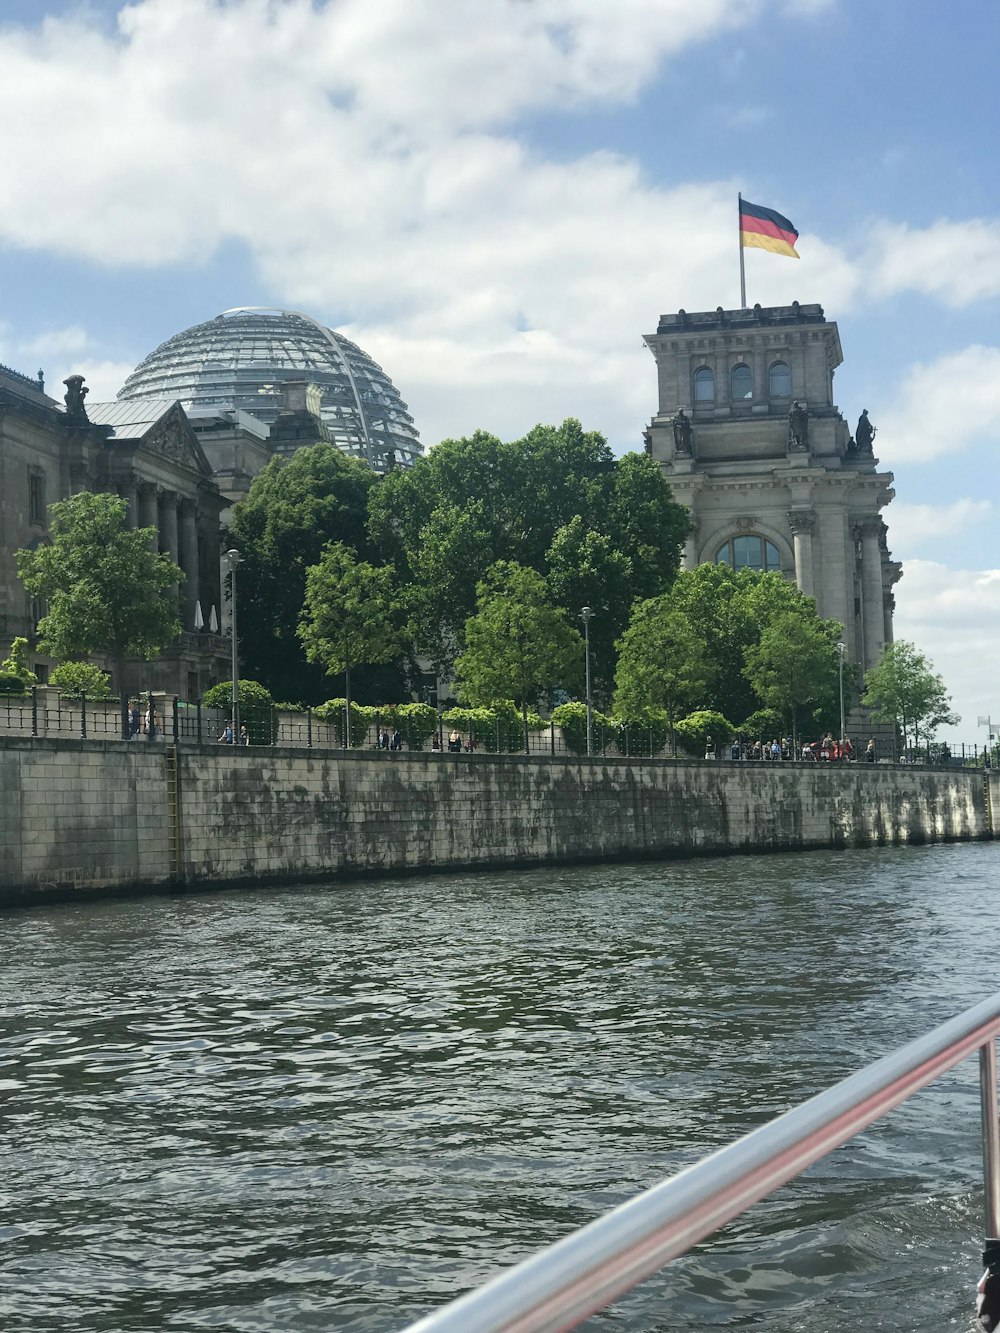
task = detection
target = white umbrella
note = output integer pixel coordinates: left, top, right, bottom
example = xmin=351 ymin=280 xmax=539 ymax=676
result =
xmin=209 ymin=605 xmax=219 ymax=633
xmin=194 ymin=600 xmax=205 ymax=631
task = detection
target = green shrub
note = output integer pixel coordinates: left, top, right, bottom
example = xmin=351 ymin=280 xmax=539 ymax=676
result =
xmin=0 ymin=672 xmax=27 ymax=695
xmin=442 ymin=700 xmax=544 ymax=752
xmin=674 ymin=709 xmax=735 ymax=756
xmin=0 ymin=637 xmax=36 ymax=689
xmin=615 ymin=710 xmax=669 ymax=757
xmin=377 ymin=701 xmax=438 ymax=749
xmin=203 ymin=679 xmax=275 ymax=743
xmin=313 ymin=698 xmax=376 ymax=747
xmin=741 ymin=708 xmax=785 ymax=742
xmin=551 ymin=701 xmax=616 ymax=755
xmin=50 ymin=661 xmax=114 ymax=699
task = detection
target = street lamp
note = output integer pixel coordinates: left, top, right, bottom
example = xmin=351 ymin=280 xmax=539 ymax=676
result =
xmin=580 ymin=606 xmax=594 ymax=757
xmin=836 ymin=641 xmax=847 ymax=742
xmin=225 ymin=549 xmax=243 ymax=741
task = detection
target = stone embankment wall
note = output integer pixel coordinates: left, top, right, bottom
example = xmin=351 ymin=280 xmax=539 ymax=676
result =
xmin=0 ymin=737 xmax=995 ymax=906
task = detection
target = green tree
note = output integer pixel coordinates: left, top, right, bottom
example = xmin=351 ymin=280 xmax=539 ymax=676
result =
xmin=367 ymin=420 xmax=688 ymax=673
xmin=298 ymin=543 xmax=402 ymax=744
xmin=862 ymin=641 xmax=959 ymax=751
xmin=743 ymin=612 xmax=839 ymax=749
xmin=15 ymin=491 xmax=182 ymax=738
xmin=454 ymin=562 xmax=584 ymax=744
xmin=228 ymin=443 xmax=377 ymax=703
xmin=545 ymin=517 xmax=634 ymax=703
xmin=614 ymin=597 xmax=712 ymax=754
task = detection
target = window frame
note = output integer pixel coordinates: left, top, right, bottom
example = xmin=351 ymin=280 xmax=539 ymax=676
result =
xmin=768 ymin=360 xmax=792 ymax=399
xmin=714 ymin=534 xmax=782 ymax=573
xmin=693 ymin=366 xmax=716 ymax=405
xmin=730 ymin=362 xmax=753 ymax=402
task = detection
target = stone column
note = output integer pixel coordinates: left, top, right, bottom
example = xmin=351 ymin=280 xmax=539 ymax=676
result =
xmin=683 ymin=515 xmax=699 ymax=571
xmin=159 ymin=490 xmax=179 ymax=565
xmin=178 ymin=500 xmax=200 ymax=631
xmin=787 ymin=509 xmax=816 ymax=598
xmin=857 ymin=519 xmax=885 ymax=670
xmin=883 ymin=591 xmax=895 ymax=647
xmin=817 ymin=507 xmax=854 ymax=654
xmin=137 ymin=482 xmax=159 ymax=550
xmin=118 ymin=475 xmax=139 ymax=528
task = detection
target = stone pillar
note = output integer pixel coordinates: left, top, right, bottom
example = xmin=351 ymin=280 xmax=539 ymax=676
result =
xmin=787 ymin=509 xmax=816 ymax=598
xmin=137 ymin=482 xmax=159 ymax=550
xmin=858 ymin=519 xmax=885 ymax=671
xmin=178 ymin=500 xmax=200 ymax=631
xmin=118 ymin=476 xmax=139 ymax=528
xmin=683 ymin=515 xmax=699 ymax=571
xmin=159 ymin=490 xmax=179 ymax=565
xmin=883 ymin=591 xmax=895 ymax=647
xmin=816 ymin=507 xmax=854 ymax=654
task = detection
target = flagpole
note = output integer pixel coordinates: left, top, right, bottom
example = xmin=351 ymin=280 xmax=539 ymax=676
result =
xmin=738 ymin=192 xmax=747 ymax=308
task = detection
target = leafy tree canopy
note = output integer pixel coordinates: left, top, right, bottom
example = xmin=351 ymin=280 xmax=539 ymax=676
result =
xmin=454 ymin=561 xmax=584 ymax=730
xmin=15 ymin=490 xmax=181 ymax=709
xmin=661 ymin=564 xmax=844 ymax=726
xmin=742 ymin=612 xmax=839 ymax=746
xmin=367 ymin=420 xmax=689 ymax=672
xmin=614 ymin=596 xmax=712 ymax=751
xmin=228 ymin=443 xmax=377 ymax=703
xmin=862 ymin=641 xmax=959 ymax=748
xmin=298 ymin=542 xmax=403 ymax=739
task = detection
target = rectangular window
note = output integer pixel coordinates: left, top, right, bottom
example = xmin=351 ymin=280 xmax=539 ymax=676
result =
xmin=28 ymin=470 xmax=45 ymax=524
xmin=34 ymin=663 xmax=49 ymax=684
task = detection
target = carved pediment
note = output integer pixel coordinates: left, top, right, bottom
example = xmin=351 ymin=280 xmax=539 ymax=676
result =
xmin=143 ymin=404 xmax=212 ymax=476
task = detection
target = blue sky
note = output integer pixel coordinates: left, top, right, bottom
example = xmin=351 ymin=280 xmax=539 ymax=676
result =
xmin=0 ymin=0 xmax=997 ymax=739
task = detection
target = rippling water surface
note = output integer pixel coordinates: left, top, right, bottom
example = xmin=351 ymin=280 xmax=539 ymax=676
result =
xmin=2 ymin=843 xmax=999 ymax=1331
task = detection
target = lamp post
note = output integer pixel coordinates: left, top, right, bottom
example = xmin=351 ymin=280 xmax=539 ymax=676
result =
xmin=836 ymin=641 xmax=847 ymax=743
xmin=225 ymin=549 xmax=243 ymax=742
xmin=580 ymin=606 xmax=594 ymax=757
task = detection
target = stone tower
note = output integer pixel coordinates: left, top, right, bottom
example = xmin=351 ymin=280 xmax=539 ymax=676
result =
xmin=643 ymin=302 xmax=900 ymax=671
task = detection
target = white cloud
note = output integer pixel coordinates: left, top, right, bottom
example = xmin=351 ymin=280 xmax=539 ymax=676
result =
xmin=875 ymin=345 xmax=1000 ymax=465
xmin=886 ymin=499 xmax=992 ymax=557
xmin=894 ymin=559 xmax=1000 ymax=741
xmin=868 ymin=218 xmax=1000 ymax=307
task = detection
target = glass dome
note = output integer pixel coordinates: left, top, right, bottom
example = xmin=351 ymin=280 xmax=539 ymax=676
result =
xmin=117 ymin=307 xmax=421 ymax=470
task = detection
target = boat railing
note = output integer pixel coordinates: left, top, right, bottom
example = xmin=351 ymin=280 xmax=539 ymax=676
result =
xmin=399 ymin=991 xmax=1000 ymax=1332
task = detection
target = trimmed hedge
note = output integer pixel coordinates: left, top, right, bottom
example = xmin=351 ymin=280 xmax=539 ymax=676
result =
xmin=551 ymin=701 xmax=616 ymax=755
xmin=442 ymin=700 xmax=545 ymax=752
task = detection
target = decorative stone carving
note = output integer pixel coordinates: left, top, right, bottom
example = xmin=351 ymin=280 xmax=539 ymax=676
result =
xmin=734 ymin=515 xmax=758 ymax=533
xmin=787 ymin=400 xmax=808 ymax=450
xmin=672 ymin=409 xmax=693 ymax=455
xmin=787 ymin=508 xmax=817 ymax=535
xmin=63 ymin=374 xmax=89 ymax=422
xmin=856 ymin=409 xmax=876 ymax=453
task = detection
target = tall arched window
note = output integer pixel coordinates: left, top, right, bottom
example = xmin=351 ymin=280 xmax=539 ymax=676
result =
xmin=715 ymin=535 xmax=782 ymax=572
xmin=769 ymin=361 xmax=791 ymax=398
xmin=730 ymin=363 xmax=752 ymax=400
xmin=693 ymin=367 xmax=715 ymax=403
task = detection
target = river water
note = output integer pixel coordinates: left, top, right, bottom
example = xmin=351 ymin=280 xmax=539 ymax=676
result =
xmin=2 ymin=843 xmax=998 ymax=1332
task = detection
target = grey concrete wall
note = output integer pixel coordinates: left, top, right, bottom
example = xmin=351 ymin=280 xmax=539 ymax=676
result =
xmin=0 ymin=737 xmax=992 ymax=906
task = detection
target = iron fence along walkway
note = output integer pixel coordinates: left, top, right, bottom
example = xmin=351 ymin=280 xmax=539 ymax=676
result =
xmin=399 ymin=992 xmax=1000 ymax=1333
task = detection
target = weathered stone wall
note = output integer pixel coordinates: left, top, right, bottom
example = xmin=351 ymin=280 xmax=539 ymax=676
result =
xmin=0 ymin=737 xmax=992 ymax=906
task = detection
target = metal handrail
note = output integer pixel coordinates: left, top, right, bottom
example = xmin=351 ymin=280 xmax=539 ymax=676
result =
xmin=400 ymin=992 xmax=1000 ymax=1333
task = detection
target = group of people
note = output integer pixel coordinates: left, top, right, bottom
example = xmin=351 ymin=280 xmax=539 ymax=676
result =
xmin=719 ymin=735 xmax=877 ymax=763
xmin=217 ymin=721 xmax=250 ymax=746
xmin=376 ymin=727 xmax=405 ymax=751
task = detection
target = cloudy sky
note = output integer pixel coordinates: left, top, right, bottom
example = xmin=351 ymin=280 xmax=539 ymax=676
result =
xmin=1 ymin=0 xmax=997 ymax=743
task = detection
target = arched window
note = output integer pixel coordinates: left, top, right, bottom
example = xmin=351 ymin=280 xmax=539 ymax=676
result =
xmin=769 ymin=361 xmax=791 ymax=398
xmin=693 ymin=367 xmax=715 ymax=403
xmin=730 ymin=363 xmax=752 ymax=400
xmin=714 ymin=535 xmax=782 ymax=573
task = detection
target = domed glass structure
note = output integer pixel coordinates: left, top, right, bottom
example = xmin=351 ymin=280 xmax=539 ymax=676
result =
xmin=118 ymin=307 xmax=421 ymax=469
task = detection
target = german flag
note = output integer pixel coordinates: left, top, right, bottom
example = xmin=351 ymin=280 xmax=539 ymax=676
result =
xmin=739 ymin=199 xmax=799 ymax=258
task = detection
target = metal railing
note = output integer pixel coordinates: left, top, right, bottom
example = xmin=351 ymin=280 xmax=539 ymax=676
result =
xmin=400 ymin=992 xmax=1000 ymax=1333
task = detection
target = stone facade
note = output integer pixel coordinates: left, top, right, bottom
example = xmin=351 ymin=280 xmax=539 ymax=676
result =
xmin=0 ymin=739 xmax=992 ymax=906
xmin=643 ymin=303 xmax=901 ymax=671
xmin=0 ymin=367 xmax=228 ymax=698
